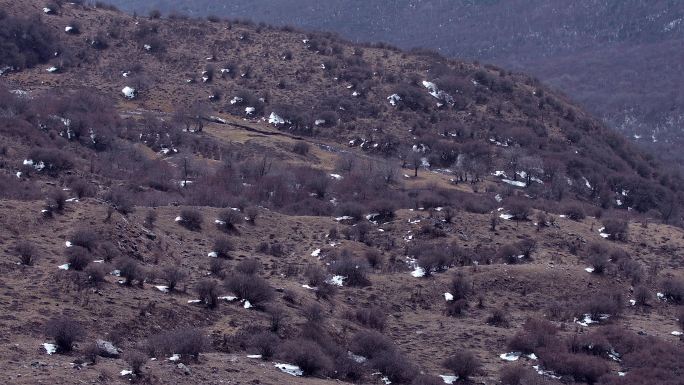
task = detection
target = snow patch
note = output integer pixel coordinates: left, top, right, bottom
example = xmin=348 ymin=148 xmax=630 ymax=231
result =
xmin=327 ymin=275 xmax=345 ymax=286
xmin=44 ymin=343 xmax=57 ymax=355
xmin=275 ymin=363 xmax=303 ymax=376
xmin=500 ymin=352 xmax=521 ymax=361
xmin=311 ymin=249 xmax=321 ymax=257
xmin=268 ymin=112 xmax=286 ymax=125
xmin=121 ymin=86 xmax=136 ymax=99
xmin=440 ymin=375 xmax=458 ymax=384
xmin=444 ymin=292 xmax=454 ymax=301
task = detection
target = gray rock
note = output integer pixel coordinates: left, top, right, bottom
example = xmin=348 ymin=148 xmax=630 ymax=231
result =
xmin=177 ymin=363 xmax=191 ymax=375
xmin=95 ymin=340 xmax=120 ymax=358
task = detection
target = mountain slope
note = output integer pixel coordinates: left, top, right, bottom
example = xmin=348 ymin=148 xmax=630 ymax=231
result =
xmin=0 ymin=2 xmax=683 ymax=385
xmin=103 ymin=0 xmax=684 ymax=165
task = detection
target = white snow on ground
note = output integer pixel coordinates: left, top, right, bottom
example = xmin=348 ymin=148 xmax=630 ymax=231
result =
xmin=348 ymin=351 xmax=367 ymax=363
xmin=440 ymin=375 xmax=458 ymax=384
xmin=330 ymin=174 xmax=343 ymax=180
xmin=657 ymin=292 xmax=666 ymax=300
xmin=168 ymin=354 xmax=180 ymax=361
xmin=444 ymin=292 xmax=454 ymax=301
xmin=65 ymin=241 xmax=72 ymax=247
xmin=121 ymin=86 xmax=136 ymax=99
xmin=387 ymin=94 xmax=401 ymax=106
xmin=618 ymin=371 xmax=627 ymax=376
xmin=302 ymin=284 xmax=316 ymax=290
xmin=533 ymin=365 xmax=561 ymax=379
xmin=245 ymin=107 xmax=255 ymax=115
xmin=243 ymin=300 xmax=252 ymax=309
xmin=311 ymin=249 xmax=321 ymax=257
xmin=500 ymin=352 xmax=521 ymax=361
xmin=120 ymin=369 xmax=133 ymax=376
xmin=187 ymin=299 xmax=202 ymax=304
xmin=495 ymin=194 xmax=503 ymax=203
xmin=43 ymin=7 xmax=52 ymax=13
xmin=500 ymin=213 xmax=513 ymax=220
xmin=144 ymin=44 xmax=152 ymax=51
xmin=58 ymin=263 xmax=70 ymax=270
xmin=65 ymin=26 xmax=74 ymax=32
xmin=208 ymin=251 xmax=218 ymax=258
xmin=335 ymin=216 xmax=353 ymax=221
xmin=502 ymin=179 xmax=526 ymax=187
xmin=218 ymin=295 xmax=238 ymax=301
xmin=269 ymin=112 xmax=285 ymax=125
xmin=598 ymin=227 xmax=610 ymax=238
xmin=315 ymin=119 xmax=326 ymax=126
xmin=230 ymin=96 xmax=243 ymax=105
xmin=247 ymin=354 xmax=262 ymax=359
xmin=576 ymin=313 xmax=610 ymax=326
xmin=381 ymin=376 xmax=392 ymax=384
xmin=583 ymin=177 xmax=592 ymax=189
xmin=411 ymin=266 xmax=425 ymax=278
xmin=585 ymin=267 xmax=595 ymax=273
xmin=275 ymin=363 xmax=303 ymax=376
xmin=671 ymin=331 xmax=683 ymax=336
xmin=47 ymin=66 xmax=58 ymax=73
xmin=214 ymin=219 xmax=226 ymax=226
xmin=155 ymin=285 xmax=169 ymax=293
xmin=175 ymin=216 xmax=183 ymax=222
xmin=327 ymin=275 xmax=345 ymax=286
xmin=629 ymin=299 xmax=636 ymax=306
xmin=43 ymin=343 xmax=57 ymax=355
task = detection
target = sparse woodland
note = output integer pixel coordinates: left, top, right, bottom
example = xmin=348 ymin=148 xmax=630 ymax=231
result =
xmin=0 ymin=2 xmax=682 ymax=385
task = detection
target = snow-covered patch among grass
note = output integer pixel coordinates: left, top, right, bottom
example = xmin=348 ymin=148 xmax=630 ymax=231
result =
xmin=155 ymin=285 xmax=169 ymax=293
xmin=500 ymin=352 xmax=521 ymax=361
xmin=411 ymin=266 xmax=425 ymax=278
xmin=58 ymin=263 xmax=70 ymax=270
xmin=24 ymin=159 xmax=45 ymax=171
xmin=598 ymin=227 xmax=610 ymax=238
xmin=495 ymin=194 xmax=503 ymax=203
xmin=245 ymin=107 xmax=255 ymax=115
xmin=335 ymin=216 xmax=354 ymax=221
xmin=330 ymin=173 xmax=343 ymax=180
xmin=311 ymin=249 xmax=321 ymax=258
xmin=43 ymin=343 xmax=57 ymax=355
xmin=575 ymin=313 xmax=610 ymax=327
xmin=444 ymin=292 xmax=454 ymax=301
xmin=218 ymin=295 xmax=238 ymax=301
xmin=120 ymin=369 xmax=133 ymax=376
xmin=618 ymin=371 xmax=627 ymax=376
xmin=247 ymin=354 xmax=262 ymax=359
xmin=502 ymin=179 xmax=526 ymax=187
xmin=274 ymin=363 xmax=303 ymax=376
xmin=585 ymin=267 xmax=595 ymax=273
xmin=315 ymin=119 xmax=326 ymax=126
xmin=421 ymin=80 xmax=454 ymax=105
xmin=65 ymin=26 xmax=74 ymax=33
xmin=533 ymin=365 xmax=561 ymax=379
xmin=168 ymin=354 xmax=181 ymax=361
xmin=47 ymin=66 xmax=59 ymax=73
xmin=174 ymin=216 xmax=183 ymax=222
xmin=207 ymin=251 xmax=218 ymax=258
xmin=243 ymin=300 xmax=252 ymax=309
xmin=269 ymin=112 xmax=286 ymax=125
xmin=387 ymin=94 xmax=401 ymax=106
xmin=43 ymin=7 xmax=54 ymax=14
xmin=500 ymin=213 xmax=513 ymax=220
xmin=348 ymin=351 xmax=367 ymax=363
xmin=671 ymin=331 xmax=683 ymax=336
xmin=65 ymin=240 xmax=73 ymax=247
xmin=440 ymin=375 xmax=458 ymax=384
xmin=187 ymin=299 xmax=202 ymax=304
xmin=327 ymin=275 xmax=345 ymax=286
xmin=121 ymin=86 xmax=136 ymax=99
xmin=302 ymin=284 xmax=316 ymax=290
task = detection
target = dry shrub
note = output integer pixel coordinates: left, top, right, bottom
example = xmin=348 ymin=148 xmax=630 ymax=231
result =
xmin=66 ymin=246 xmax=92 ymax=271
xmin=661 ymin=278 xmax=684 ymax=304
xmin=249 ymin=331 xmax=279 ymax=359
xmin=124 ymin=350 xmax=147 ymax=375
xmin=487 ymin=308 xmax=510 ymax=327
xmin=507 ymin=318 xmax=558 ymax=354
xmin=45 ymin=316 xmax=84 ymax=353
xmin=146 ymin=328 xmax=206 ymax=359
xmin=159 ymin=266 xmax=186 ymax=291
xmin=216 ymin=209 xmax=243 ymax=232
xmin=69 ymin=228 xmax=99 ymax=251
xmin=15 ymin=240 xmax=37 ymax=266
xmin=178 ymin=208 xmax=203 ymax=231
xmin=355 ymin=306 xmax=386 ymax=331
xmin=350 ymin=330 xmax=394 ymax=359
xmin=224 ymin=272 xmax=273 ymax=306
xmin=213 ymin=237 xmax=234 ymax=258
xmin=278 ymin=339 xmax=332 ymax=376
xmin=196 ymin=279 xmax=219 ymax=309
xmin=442 ymin=350 xmax=481 ymax=381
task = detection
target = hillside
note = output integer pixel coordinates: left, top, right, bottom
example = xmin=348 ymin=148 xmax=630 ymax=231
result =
xmin=0 ymin=2 xmax=683 ymax=385
xmin=103 ymin=0 xmax=684 ymax=165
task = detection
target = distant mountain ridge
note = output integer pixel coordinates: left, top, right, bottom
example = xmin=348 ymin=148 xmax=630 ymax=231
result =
xmin=103 ymin=0 xmax=684 ymax=164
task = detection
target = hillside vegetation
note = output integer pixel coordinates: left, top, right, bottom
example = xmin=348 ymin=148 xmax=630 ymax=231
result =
xmin=0 ymin=2 xmax=682 ymax=385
